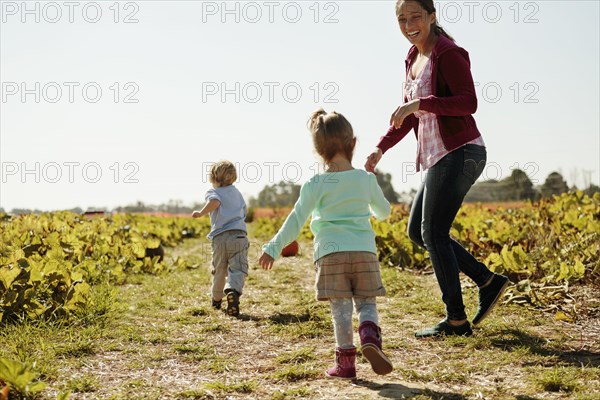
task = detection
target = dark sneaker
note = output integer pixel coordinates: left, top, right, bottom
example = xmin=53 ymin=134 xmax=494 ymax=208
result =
xmin=211 ymin=299 xmax=222 ymax=310
xmin=415 ymin=320 xmax=473 ymax=338
xmin=472 ymin=274 xmax=509 ymax=325
xmin=225 ymin=290 xmax=240 ymax=317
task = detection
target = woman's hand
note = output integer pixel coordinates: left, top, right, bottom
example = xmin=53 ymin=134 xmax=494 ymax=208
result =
xmin=365 ymin=148 xmax=383 ymax=173
xmin=390 ymin=99 xmax=420 ymax=129
xmin=259 ymin=252 xmax=275 ymax=270
xmin=191 ymin=211 xmax=202 ymax=218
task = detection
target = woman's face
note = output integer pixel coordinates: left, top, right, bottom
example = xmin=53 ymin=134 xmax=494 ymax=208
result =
xmin=397 ymin=1 xmax=436 ymax=47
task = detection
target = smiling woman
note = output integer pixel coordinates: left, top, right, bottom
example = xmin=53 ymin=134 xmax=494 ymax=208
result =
xmin=397 ymin=0 xmax=454 ymax=48
xmin=365 ymin=0 xmax=509 ymax=338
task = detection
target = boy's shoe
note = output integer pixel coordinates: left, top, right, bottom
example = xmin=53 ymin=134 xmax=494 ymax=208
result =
xmin=211 ymin=299 xmax=222 ymax=310
xmin=225 ymin=290 xmax=240 ymax=317
xmin=415 ymin=319 xmax=473 ymax=338
xmin=358 ymin=321 xmax=393 ymax=375
xmin=325 ymin=347 xmax=356 ymax=379
xmin=472 ymin=274 xmax=509 ymax=325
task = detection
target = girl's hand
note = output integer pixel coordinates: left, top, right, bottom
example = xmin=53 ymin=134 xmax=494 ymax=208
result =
xmin=390 ymin=99 xmax=420 ymax=129
xmin=365 ymin=148 xmax=383 ymax=173
xmin=191 ymin=211 xmax=202 ymax=218
xmin=259 ymin=252 xmax=275 ymax=270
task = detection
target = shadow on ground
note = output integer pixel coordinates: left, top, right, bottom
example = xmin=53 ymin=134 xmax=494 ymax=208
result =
xmin=267 ymin=311 xmax=313 ymax=324
xmin=490 ymin=328 xmax=600 ymax=367
xmin=353 ymin=380 xmax=467 ymax=399
xmin=236 ymin=313 xmax=262 ymax=322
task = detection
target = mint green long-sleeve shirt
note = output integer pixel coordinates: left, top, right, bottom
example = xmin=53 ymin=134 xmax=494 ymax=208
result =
xmin=262 ymin=169 xmax=391 ymax=261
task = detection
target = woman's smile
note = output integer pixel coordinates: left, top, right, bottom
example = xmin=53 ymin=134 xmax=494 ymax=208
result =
xmin=407 ymin=30 xmax=420 ymax=40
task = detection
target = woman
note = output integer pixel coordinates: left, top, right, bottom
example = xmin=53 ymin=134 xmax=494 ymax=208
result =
xmin=365 ymin=0 xmax=509 ymax=337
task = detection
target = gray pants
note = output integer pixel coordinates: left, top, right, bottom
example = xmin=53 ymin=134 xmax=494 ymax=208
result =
xmin=211 ymin=230 xmax=249 ymax=301
xmin=330 ymin=297 xmax=378 ymax=348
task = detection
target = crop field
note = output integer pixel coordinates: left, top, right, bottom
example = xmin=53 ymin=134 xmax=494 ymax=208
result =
xmin=1 ymin=192 xmax=599 ymax=399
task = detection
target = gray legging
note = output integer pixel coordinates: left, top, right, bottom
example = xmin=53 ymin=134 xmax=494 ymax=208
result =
xmin=330 ymin=297 xmax=378 ymax=349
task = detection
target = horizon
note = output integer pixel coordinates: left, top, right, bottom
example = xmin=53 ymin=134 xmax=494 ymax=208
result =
xmin=2 ymin=166 xmax=595 ymax=213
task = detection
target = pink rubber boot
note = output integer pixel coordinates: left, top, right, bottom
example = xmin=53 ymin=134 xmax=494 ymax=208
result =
xmin=359 ymin=321 xmax=393 ymax=375
xmin=325 ymin=347 xmax=356 ymax=379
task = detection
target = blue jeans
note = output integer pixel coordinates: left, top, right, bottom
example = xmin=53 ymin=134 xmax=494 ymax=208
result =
xmin=407 ymin=144 xmax=494 ymax=321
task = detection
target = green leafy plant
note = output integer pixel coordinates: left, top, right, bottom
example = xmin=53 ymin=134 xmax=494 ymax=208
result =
xmin=372 ymin=192 xmax=599 ymax=287
xmin=0 ymin=358 xmax=46 ymax=397
xmin=0 ymin=212 xmax=210 ymax=323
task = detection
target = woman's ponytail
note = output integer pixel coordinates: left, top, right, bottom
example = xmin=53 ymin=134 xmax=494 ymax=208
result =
xmin=434 ymin=23 xmax=455 ymax=42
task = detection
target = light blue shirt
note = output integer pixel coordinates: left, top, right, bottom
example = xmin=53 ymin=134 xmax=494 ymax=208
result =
xmin=263 ymin=169 xmax=390 ymax=261
xmin=205 ymin=185 xmax=247 ymax=240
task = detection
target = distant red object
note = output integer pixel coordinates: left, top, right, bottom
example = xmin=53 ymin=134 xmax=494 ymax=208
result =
xmin=82 ymin=211 xmax=105 ymax=219
xmin=1 ymin=381 xmax=9 ymax=400
xmin=281 ymin=241 xmax=299 ymax=257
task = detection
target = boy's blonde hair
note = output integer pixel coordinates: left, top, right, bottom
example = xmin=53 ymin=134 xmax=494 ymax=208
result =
xmin=209 ymin=161 xmax=237 ymax=187
xmin=307 ymin=108 xmax=355 ymax=164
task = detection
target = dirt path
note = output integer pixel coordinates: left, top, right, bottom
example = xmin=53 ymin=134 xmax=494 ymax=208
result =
xmin=45 ymin=238 xmax=599 ymax=399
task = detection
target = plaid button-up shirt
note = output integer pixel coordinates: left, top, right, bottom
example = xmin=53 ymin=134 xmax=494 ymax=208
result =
xmin=405 ymin=59 xmax=485 ymax=172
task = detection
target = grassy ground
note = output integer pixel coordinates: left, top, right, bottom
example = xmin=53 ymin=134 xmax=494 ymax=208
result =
xmin=1 ymin=237 xmax=599 ymax=400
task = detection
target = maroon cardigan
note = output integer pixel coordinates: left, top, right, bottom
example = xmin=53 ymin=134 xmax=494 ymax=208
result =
xmin=377 ymin=35 xmax=482 ymax=154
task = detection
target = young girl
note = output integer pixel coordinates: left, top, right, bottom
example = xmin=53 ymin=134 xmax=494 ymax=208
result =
xmin=259 ymin=109 xmax=393 ymax=379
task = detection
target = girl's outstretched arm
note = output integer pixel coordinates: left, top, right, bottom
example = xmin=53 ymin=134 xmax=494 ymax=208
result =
xmin=259 ymin=253 xmax=275 ymax=270
xmin=369 ymin=174 xmax=391 ymax=220
xmin=262 ymin=181 xmax=316 ymax=265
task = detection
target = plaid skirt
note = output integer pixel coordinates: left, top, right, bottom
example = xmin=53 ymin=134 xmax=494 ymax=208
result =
xmin=314 ymin=251 xmax=386 ymax=301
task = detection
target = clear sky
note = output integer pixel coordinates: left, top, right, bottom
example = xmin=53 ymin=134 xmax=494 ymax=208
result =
xmin=1 ymin=0 xmax=599 ymax=211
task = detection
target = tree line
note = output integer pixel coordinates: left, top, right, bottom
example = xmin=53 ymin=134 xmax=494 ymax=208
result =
xmin=2 ymin=170 xmax=598 ymax=215
xmin=464 ymin=170 xmax=599 ymax=202
xmin=248 ymin=169 xmax=599 ymax=208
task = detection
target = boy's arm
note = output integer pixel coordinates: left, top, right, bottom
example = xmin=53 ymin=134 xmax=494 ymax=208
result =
xmin=192 ymin=199 xmax=220 ymax=218
xmin=369 ymin=174 xmax=391 ymax=220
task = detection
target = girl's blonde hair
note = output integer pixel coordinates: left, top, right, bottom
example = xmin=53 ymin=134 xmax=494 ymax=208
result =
xmin=209 ymin=161 xmax=237 ymax=187
xmin=307 ymin=109 xmax=355 ymax=164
